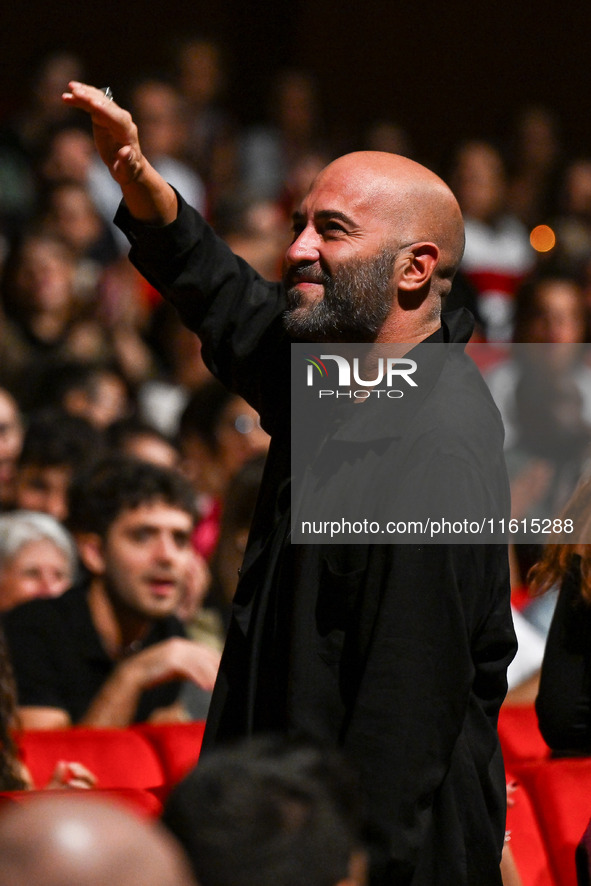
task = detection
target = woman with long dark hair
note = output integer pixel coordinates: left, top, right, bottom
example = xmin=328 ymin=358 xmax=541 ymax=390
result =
xmin=532 ymin=476 xmax=591 ymax=753
xmin=0 ymin=624 xmax=94 ymax=790
xmin=0 ymin=624 xmax=27 ymax=790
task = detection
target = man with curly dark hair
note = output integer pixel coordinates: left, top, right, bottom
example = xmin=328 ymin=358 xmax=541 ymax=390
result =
xmin=3 ymin=455 xmax=219 ymax=729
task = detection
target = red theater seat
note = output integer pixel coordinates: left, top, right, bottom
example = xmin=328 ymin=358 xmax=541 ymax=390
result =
xmin=514 ymin=758 xmax=591 ymax=886
xmin=16 ymin=727 xmax=166 ymax=791
xmin=133 ymin=721 xmax=206 ymax=785
xmin=505 ymin=773 xmax=556 ymax=886
xmin=498 ymin=704 xmax=551 ymax=769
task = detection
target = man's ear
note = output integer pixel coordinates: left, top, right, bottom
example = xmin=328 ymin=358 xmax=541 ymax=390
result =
xmin=75 ymin=532 xmax=106 ymax=576
xmin=397 ymin=242 xmax=439 ymax=292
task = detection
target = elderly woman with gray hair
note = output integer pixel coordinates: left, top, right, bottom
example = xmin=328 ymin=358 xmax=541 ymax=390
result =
xmin=0 ymin=511 xmax=94 ymax=789
xmin=0 ymin=511 xmax=77 ymax=613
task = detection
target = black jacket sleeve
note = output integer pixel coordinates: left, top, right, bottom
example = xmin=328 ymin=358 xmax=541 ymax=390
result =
xmin=115 ymin=192 xmax=287 ymax=414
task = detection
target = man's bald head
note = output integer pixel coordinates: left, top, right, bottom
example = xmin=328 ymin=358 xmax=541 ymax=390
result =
xmin=311 ymin=151 xmax=465 ymax=293
xmin=0 ymin=795 xmax=197 ymax=886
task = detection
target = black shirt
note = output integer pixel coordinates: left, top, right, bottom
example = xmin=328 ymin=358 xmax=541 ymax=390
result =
xmin=3 ymin=582 xmax=185 ymax=723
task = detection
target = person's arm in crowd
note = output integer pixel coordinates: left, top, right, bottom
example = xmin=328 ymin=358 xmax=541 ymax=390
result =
xmin=62 ymin=82 xmax=177 ymax=225
xmin=17 ymin=707 xmax=71 ymax=730
xmin=17 ymin=638 xmax=220 ymax=730
xmin=500 ymin=844 xmax=523 ymax=886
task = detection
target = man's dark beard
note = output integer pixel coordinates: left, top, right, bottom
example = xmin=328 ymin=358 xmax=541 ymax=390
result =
xmin=283 ymin=248 xmax=397 ymax=343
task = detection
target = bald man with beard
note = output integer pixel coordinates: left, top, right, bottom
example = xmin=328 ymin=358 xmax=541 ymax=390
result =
xmin=63 ymin=83 xmax=516 ymax=886
xmin=0 ymin=795 xmax=197 ymax=886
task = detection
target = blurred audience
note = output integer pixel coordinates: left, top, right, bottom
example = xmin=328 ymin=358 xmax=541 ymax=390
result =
xmin=106 ymin=417 xmax=180 ymax=469
xmin=173 ymin=35 xmax=237 ymax=206
xmin=484 ymin=271 xmax=591 ymax=638
xmin=205 ymin=454 xmax=265 ymax=634
xmin=505 ymin=104 xmax=564 ymax=229
xmin=239 ymin=69 xmax=331 ymax=204
xmin=88 ymin=77 xmax=206 ymax=251
xmin=9 ymin=52 xmax=85 ymax=159
xmin=39 ymin=179 xmax=119 ymax=294
xmin=34 ymin=360 xmax=131 ymax=430
xmin=450 ymin=139 xmax=535 ymax=342
xmin=0 ymin=389 xmax=23 ymax=511
xmin=551 ymin=157 xmax=591 ymax=282
xmin=37 ymin=121 xmax=95 ymax=186
xmin=0 ymin=230 xmax=84 ymax=406
xmin=531 ymin=476 xmax=591 ymax=753
xmin=139 ymin=301 xmax=213 ymax=436
xmin=178 ymin=379 xmax=269 ymax=559
xmin=215 ymin=193 xmax=288 ymax=280
xmin=14 ymin=409 xmax=104 ymax=523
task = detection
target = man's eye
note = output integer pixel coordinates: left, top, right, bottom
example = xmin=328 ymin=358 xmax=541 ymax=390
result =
xmin=323 ymin=222 xmax=346 ymax=234
xmin=28 ymin=481 xmax=50 ymax=493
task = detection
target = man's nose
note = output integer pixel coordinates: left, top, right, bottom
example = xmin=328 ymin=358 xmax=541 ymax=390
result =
xmin=285 ymin=227 xmax=321 ymax=265
xmin=153 ymin=533 xmax=178 ymax=562
xmin=38 ymin=572 xmax=61 ymax=598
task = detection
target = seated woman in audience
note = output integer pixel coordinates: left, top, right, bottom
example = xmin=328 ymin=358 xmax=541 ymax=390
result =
xmin=0 ymin=510 xmax=77 ymax=613
xmin=178 ymin=379 xmax=269 ymax=560
xmin=533 ymin=476 xmax=591 ymax=752
xmin=0 ymin=625 xmax=94 ymax=790
xmin=0 ymin=230 xmax=85 ymax=409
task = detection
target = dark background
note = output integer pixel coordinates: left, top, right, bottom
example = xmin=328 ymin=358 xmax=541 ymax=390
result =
xmin=2 ymin=0 xmax=591 ymax=166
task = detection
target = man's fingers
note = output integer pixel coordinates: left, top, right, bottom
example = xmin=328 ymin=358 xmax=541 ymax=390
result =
xmin=63 ymin=80 xmax=117 ymax=110
xmin=62 ymin=81 xmax=143 ymax=186
xmin=62 ymin=82 xmax=112 ymax=118
xmin=62 ymin=81 xmax=133 ymax=137
xmin=187 ymin=646 xmax=221 ymax=690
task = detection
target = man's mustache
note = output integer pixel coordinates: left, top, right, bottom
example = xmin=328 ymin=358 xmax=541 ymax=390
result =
xmin=283 ymin=263 xmax=329 ymax=288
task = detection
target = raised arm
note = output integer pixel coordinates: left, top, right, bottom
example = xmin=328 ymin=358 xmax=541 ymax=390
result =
xmin=62 ymin=81 xmax=177 ymax=225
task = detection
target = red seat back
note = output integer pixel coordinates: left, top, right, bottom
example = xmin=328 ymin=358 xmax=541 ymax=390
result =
xmin=16 ymin=727 xmax=166 ymax=791
xmin=132 ymin=721 xmax=206 ymax=785
xmin=505 ymin=771 xmax=556 ymax=886
xmin=514 ymin=758 xmax=591 ymax=886
xmin=498 ymin=704 xmax=551 ymax=769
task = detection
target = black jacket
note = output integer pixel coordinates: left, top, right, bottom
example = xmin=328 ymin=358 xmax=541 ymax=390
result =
xmin=117 ymin=194 xmax=516 ymax=885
